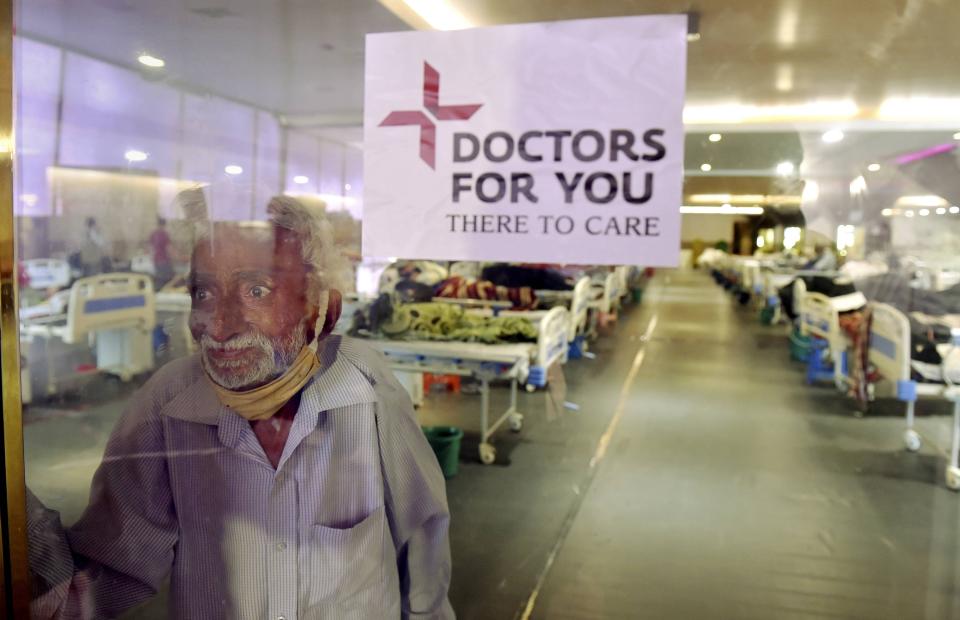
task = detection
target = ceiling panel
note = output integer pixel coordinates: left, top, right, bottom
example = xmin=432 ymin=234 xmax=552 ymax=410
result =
xmin=18 ymin=0 xmax=409 ymax=116
xmin=445 ymin=0 xmax=960 ymax=111
xmin=18 ymin=0 xmax=960 ymax=123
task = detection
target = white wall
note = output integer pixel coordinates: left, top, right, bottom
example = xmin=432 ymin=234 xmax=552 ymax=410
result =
xmin=680 ymin=214 xmax=745 ymax=244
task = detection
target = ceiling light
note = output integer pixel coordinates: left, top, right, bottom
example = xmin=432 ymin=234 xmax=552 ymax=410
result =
xmin=822 ymin=129 xmax=845 ymax=143
xmin=896 ymin=195 xmax=948 ymax=208
xmin=721 ymin=203 xmax=733 ymax=210
xmin=137 ymin=54 xmax=165 ymax=68
xmin=783 ymin=227 xmax=802 ymax=250
xmin=708 ymin=133 xmax=722 ymax=142
xmin=691 ymin=193 xmax=731 ymax=202
xmin=293 ymin=175 xmax=309 ymax=184
xmin=680 ymin=205 xmax=764 ymax=215
xmin=936 ymin=207 xmax=947 ymax=215
xmin=777 ymin=6 xmax=799 ymax=47
xmin=775 ymin=64 xmax=793 ymax=92
xmin=867 ymin=163 xmax=881 ymax=172
xmin=688 ymin=193 xmax=801 ymax=205
xmin=776 ymin=161 xmax=795 ymax=176
xmin=951 ymin=206 xmax=960 ymax=214
xmin=836 ymin=224 xmax=856 ymax=252
xmin=282 ymin=191 xmax=359 ymax=208
xmin=881 ymin=208 xmax=893 ymax=217
xmin=402 ymin=0 xmax=473 ymax=30
xmin=124 ymin=149 xmax=148 ymax=162
xmin=849 ymin=175 xmax=867 ymax=196
xmin=802 ymin=181 xmax=819 ymax=203
xmin=345 ymin=183 xmax=352 ymax=190
xmin=700 ymin=163 xmax=712 ymax=172
xmin=919 ymin=209 xmax=930 ymax=216
xmin=683 ymin=99 xmax=859 ymax=125
xmin=954 ymin=132 xmax=960 ymax=140
xmin=224 ymin=165 xmax=243 ymax=175
xmin=879 ymin=97 xmax=960 ymax=121
xmin=905 ymin=210 xmax=915 ymax=217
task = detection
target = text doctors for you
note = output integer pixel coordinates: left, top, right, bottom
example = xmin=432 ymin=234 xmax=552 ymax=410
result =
xmin=363 ymin=15 xmax=687 ymax=266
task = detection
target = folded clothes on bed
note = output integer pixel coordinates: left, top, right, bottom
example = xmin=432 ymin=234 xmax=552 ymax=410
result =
xmin=778 ymin=275 xmax=864 ymax=320
xmin=433 ymin=275 xmax=538 ymax=310
xmin=378 ymin=302 xmax=539 ymax=344
xmin=481 ymin=264 xmax=573 ymax=291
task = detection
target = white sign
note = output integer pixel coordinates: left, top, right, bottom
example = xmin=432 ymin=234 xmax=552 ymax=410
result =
xmin=363 ymin=15 xmax=687 ymax=266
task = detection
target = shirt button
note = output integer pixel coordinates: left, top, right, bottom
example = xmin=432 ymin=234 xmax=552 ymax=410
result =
xmin=276 ymin=542 xmax=287 ymax=551
xmin=278 ymin=616 xmax=286 ymax=620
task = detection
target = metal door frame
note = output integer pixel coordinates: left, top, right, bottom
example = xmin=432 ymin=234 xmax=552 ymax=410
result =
xmin=0 ymin=0 xmax=31 ymax=615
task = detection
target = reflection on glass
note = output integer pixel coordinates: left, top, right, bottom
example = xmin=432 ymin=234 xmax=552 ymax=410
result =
xmin=10 ymin=1 xmax=960 ymax=619
xmin=25 ymin=191 xmax=453 ymax=618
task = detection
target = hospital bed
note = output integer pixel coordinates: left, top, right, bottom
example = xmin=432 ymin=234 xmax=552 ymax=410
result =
xmin=869 ymin=302 xmax=960 ymax=490
xmin=21 ymin=258 xmax=72 ymax=290
xmin=435 ymin=275 xmax=594 ymax=351
xmin=131 ymin=253 xmax=156 ymax=276
xmin=797 ymin=286 xmax=849 ymax=389
xmin=594 ymin=271 xmax=622 ymax=318
xmin=155 ymin=287 xmax=195 ymax=359
xmin=795 ymin=277 xmax=866 ymax=388
xmin=493 ymin=276 xmax=593 ymax=345
xmin=761 ymin=265 xmax=845 ymax=322
xmin=19 ymin=258 xmax=73 ymax=316
xmin=760 ymin=270 xmax=797 ymax=321
xmin=20 ymin=273 xmax=156 ymax=398
xmin=367 ymin=305 xmax=570 ymax=464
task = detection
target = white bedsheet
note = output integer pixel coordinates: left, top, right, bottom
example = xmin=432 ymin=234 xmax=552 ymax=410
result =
xmin=366 ymin=339 xmax=534 ymax=364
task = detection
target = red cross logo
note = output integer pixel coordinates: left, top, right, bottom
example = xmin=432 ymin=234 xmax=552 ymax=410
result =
xmin=379 ymin=62 xmax=483 ymax=169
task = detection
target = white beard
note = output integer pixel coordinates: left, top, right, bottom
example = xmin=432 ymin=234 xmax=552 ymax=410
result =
xmin=200 ymin=319 xmax=308 ymax=390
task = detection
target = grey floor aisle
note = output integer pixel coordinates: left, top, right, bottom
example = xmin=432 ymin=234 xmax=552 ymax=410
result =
xmin=531 ymin=270 xmax=960 ymax=619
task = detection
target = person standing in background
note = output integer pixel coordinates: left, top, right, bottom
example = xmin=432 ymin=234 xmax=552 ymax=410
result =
xmin=148 ymin=217 xmax=175 ymax=288
xmin=80 ymin=217 xmax=109 ymax=276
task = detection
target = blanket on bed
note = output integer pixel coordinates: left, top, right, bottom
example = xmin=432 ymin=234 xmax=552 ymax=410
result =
xmin=377 ymin=302 xmax=539 ymax=344
xmin=433 ymin=276 xmax=538 ymax=310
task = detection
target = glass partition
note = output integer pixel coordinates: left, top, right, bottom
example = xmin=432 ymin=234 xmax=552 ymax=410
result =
xmin=4 ymin=1 xmax=960 ymax=618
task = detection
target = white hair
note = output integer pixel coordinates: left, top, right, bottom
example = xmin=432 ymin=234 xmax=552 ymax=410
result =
xmin=266 ymin=195 xmax=349 ymax=295
xmin=177 ymin=187 xmax=350 ymax=300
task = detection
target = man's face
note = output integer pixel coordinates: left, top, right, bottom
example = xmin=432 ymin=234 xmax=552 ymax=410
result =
xmin=188 ymin=225 xmax=317 ymax=390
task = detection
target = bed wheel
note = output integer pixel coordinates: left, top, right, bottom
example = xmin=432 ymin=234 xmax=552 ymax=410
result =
xmin=946 ymin=467 xmax=960 ymax=491
xmin=525 ymin=383 xmax=537 ymax=393
xmin=509 ymin=413 xmax=524 ymax=432
xmin=904 ymin=430 xmax=922 ymax=453
xmin=479 ymin=443 xmax=496 ymax=465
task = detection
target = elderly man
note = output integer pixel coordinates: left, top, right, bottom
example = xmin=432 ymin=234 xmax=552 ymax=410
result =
xmin=27 ymin=195 xmax=454 ymax=619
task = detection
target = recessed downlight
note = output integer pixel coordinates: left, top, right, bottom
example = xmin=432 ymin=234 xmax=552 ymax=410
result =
xmin=137 ymin=54 xmax=165 ymax=68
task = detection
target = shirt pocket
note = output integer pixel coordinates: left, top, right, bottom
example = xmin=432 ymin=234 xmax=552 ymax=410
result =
xmin=304 ymin=505 xmax=389 ymax=611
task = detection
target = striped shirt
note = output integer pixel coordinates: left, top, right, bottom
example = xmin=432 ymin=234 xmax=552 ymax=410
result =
xmin=27 ymin=336 xmax=454 ymax=619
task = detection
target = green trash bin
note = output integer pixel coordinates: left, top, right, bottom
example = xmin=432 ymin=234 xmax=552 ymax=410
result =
xmin=631 ymin=287 xmax=644 ymax=304
xmin=789 ymin=328 xmax=812 ymax=362
xmin=423 ymin=426 xmax=464 ymax=478
xmin=759 ymin=305 xmax=776 ymax=325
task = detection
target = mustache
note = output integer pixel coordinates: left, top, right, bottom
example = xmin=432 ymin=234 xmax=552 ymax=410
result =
xmin=198 ymin=320 xmax=309 ymax=390
xmin=199 ymin=331 xmax=272 ymax=352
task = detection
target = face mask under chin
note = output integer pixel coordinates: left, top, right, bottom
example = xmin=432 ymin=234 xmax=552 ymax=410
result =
xmin=200 ymin=320 xmax=308 ymax=391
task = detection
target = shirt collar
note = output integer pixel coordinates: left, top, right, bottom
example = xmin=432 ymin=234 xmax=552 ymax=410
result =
xmin=161 ymin=336 xmax=377 ymax=439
